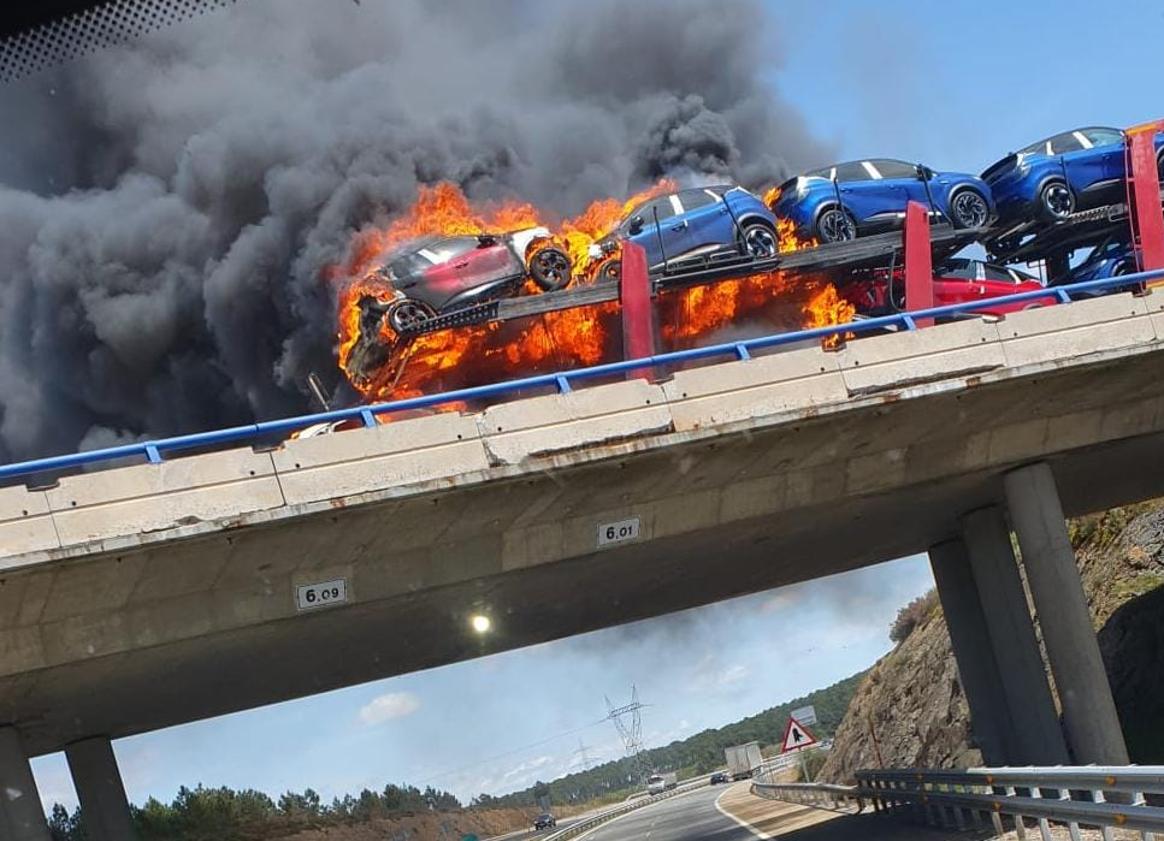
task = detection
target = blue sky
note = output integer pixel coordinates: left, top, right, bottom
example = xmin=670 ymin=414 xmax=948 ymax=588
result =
xmin=27 ymin=0 xmax=1164 ymax=814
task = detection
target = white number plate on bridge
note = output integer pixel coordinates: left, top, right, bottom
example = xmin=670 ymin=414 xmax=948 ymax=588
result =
xmin=597 ymin=517 xmax=641 ymax=548
xmin=295 ymin=578 xmax=348 ymax=611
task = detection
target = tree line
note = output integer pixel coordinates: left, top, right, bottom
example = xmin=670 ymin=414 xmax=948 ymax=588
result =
xmin=48 ymin=782 xmax=460 ymax=841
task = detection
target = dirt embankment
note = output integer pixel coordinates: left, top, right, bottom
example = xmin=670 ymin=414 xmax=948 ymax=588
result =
xmin=277 ymin=804 xmax=584 ymax=841
xmin=820 ymin=501 xmax=1164 ymax=782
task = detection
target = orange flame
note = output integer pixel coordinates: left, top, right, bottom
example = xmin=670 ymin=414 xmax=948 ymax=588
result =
xmin=332 ymin=181 xmax=850 ymax=406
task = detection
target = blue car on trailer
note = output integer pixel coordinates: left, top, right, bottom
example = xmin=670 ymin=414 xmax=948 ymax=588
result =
xmin=596 ymin=185 xmax=780 ymax=276
xmin=768 ymin=158 xmax=994 ymax=243
xmin=1052 ymin=232 xmax=1139 ymax=299
xmin=982 ymin=126 xmax=1164 ymax=230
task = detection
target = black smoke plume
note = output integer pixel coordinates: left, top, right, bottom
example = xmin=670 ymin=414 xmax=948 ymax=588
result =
xmin=0 ymin=0 xmax=829 ymax=463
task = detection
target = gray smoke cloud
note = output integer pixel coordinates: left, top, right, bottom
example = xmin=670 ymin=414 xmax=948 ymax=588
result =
xmin=0 ymin=0 xmax=830 ymax=463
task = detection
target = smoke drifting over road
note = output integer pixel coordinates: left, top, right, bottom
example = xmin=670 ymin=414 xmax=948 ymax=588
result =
xmin=0 ymin=0 xmax=827 ymax=462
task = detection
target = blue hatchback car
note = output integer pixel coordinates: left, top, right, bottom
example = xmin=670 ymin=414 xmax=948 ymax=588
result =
xmin=769 ymin=158 xmax=994 ymax=243
xmin=597 ymin=185 xmax=780 ymax=275
xmin=982 ymin=126 xmax=1164 ymax=228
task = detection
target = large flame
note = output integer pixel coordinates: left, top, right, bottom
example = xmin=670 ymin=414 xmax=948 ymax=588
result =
xmin=332 ymin=181 xmax=849 ymax=406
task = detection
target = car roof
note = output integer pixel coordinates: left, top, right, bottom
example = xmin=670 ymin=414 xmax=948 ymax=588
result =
xmin=1019 ymin=126 xmax=1122 ymax=153
xmin=801 ymin=158 xmax=914 ymax=178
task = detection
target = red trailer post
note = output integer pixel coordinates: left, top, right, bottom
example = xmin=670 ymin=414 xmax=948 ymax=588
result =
xmin=1125 ymin=120 xmax=1164 ymax=284
xmin=902 ymin=200 xmax=934 ymax=327
xmin=619 ymin=241 xmax=656 ymax=379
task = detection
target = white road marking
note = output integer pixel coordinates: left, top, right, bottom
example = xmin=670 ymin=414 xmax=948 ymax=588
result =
xmin=714 ymin=785 xmax=775 ymax=840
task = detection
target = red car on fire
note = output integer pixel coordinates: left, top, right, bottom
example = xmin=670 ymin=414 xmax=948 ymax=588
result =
xmin=365 ymin=227 xmax=572 ymax=334
xmin=843 ymin=257 xmax=1052 ymax=320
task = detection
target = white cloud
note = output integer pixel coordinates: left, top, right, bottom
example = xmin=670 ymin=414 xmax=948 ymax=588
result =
xmin=358 ymin=691 xmax=421 ymax=725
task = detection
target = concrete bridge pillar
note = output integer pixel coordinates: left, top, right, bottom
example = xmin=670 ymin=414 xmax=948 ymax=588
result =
xmin=0 ymin=727 xmax=51 ymax=841
xmin=928 ymin=538 xmax=1014 ymax=765
xmin=1004 ymin=462 xmax=1129 ymax=765
xmin=961 ymin=506 xmax=1070 ymax=765
xmin=65 ymin=737 xmax=138 ymax=841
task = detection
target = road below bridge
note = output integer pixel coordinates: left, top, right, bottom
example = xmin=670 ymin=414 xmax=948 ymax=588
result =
xmin=579 ymin=783 xmax=962 ymax=841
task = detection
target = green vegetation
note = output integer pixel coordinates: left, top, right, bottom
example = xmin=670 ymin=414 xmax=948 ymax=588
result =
xmin=486 ymin=672 xmax=865 ymax=808
xmin=48 ymin=783 xmax=459 ymax=841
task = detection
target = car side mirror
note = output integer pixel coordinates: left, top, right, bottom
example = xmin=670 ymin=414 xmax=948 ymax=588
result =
xmin=475 ymin=234 xmax=497 ymax=247
xmin=917 ymin=165 xmax=934 ymax=180
xmin=627 ymin=215 xmax=644 ymax=235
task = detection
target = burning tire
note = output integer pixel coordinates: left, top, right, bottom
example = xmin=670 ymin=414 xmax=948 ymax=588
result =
xmin=591 ymin=256 xmax=621 ymax=283
xmin=815 ymin=206 xmax=857 ymax=243
xmin=739 ymin=220 xmax=778 ymax=258
xmin=387 ymin=298 xmax=436 ymax=334
xmin=529 ymin=245 xmax=572 ymax=292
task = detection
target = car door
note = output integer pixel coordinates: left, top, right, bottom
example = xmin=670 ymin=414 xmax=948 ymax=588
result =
xmin=932 ymin=258 xmax=983 ymax=307
xmin=452 ymin=237 xmax=522 ymax=291
xmin=872 ymin=159 xmax=931 ymax=215
xmin=622 ymin=197 xmax=682 ymax=269
xmin=677 ymin=188 xmax=733 ymax=253
xmin=835 ymin=161 xmax=900 ymax=230
xmin=1081 ymin=127 xmax=1128 ymax=187
xmin=1056 ymin=131 xmax=1107 ymax=201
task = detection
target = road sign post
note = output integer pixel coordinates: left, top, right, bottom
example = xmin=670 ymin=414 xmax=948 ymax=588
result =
xmin=781 ymin=714 xmax=819 ymax=782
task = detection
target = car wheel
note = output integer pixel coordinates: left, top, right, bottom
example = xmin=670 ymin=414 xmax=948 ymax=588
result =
xmin=1039 ymin=180 xmax=1075 ymax=221
xmin=816 ymin=206 xmax=857 ymax=243
xmin=949 ymin=189 xmax=989 ymax=229
xmin=387 ymin=299 xmax=436 ymax=334
xmin=591 ymin=256 xmax=621 ymax=283
xmin=740 ymin=220 xmax=778 ymax=258
xmin=529 ymin=245 xmax=572 ymax=291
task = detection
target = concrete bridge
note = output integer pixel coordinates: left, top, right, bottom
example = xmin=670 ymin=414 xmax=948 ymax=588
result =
xmin=2 ymin=289 xmax=1163 ymax=840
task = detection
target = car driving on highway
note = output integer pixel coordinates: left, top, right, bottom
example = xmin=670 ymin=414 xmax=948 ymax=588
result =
xmin=841 ymin=257 xmax=1050 ymax=319
xmin=368 ymin=227 xmax=572 ymax=333
xmin=770 ymin=158 xmax=994 ymax=243
xmin=533 ymin=812 xmax=557 ymax=830
xmin=589 ymin=185 xmax=780 ymax=279
xmin=710 ymin=771 xmax=731 ymax=785
xmin=982 ymin=127 xmax=1164 ymax=232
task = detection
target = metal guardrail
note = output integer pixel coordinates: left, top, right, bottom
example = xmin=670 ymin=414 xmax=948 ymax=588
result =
xmin=1 ymin=269 xmax=1162 ymax=483
xmin=753 ymin=765 xmax=1164 ymax=840
xmin=541 ymin=777 xmax=711 ymax=840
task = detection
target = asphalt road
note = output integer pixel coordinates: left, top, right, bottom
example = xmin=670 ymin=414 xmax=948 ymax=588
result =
xmin=582 ymin=786 xmax=750 ymax=841
xmin=575 ymin=783 xmax=963 ymax=841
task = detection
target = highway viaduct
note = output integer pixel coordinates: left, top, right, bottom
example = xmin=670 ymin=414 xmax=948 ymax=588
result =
xmin=2 ymin=290 xmax=1164 ymax=840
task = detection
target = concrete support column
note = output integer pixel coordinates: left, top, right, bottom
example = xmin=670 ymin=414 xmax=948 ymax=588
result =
xmin=1004 ymin=463 xmax=1129 ymax=765
xmin=65 ymin=737 xmax=138 ymax=841
xmin=962 ymin=506 xmax=1070 ymax=765
xmin=0 ymin=727 xmax=51 ymax=841
xmin=928 ymin=539 xmax=1014 ymax=765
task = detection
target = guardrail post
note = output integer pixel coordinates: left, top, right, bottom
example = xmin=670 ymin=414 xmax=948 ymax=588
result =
xmin=619 ymin=241 xmax=658 ymax=381
xmin=902 ymin=201 xmax=935 ymax=328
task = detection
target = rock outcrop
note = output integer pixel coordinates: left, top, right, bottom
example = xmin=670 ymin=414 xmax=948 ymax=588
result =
xmin=820 ymin=500 xmax=1164 ymax=782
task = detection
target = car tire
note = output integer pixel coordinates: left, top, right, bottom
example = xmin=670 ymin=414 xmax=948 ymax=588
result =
xmin=815 ymin=206 xmax=857 ymax=243
xmin=529 ymin=245 xmax=572 ymax=292
xmin=1039 ymin=180 xmax=1075 ymax=221
xmin=591 ymin=256 xmax=621 ymax=283
xmin=739 ymin=220 xmax=779 ymax=258
xmin=387 ymin=299 xmax=436 ymax=334
xmin=949 ymin=188 xmax=989 ymax=229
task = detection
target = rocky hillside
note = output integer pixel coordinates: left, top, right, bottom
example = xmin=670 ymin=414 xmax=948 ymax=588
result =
xmin=820 ymin=500 xmax=1164 ymax=782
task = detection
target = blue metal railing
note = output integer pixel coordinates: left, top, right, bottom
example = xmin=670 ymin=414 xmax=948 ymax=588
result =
xmin=1 ymin=270 xmax=1161 ymax=483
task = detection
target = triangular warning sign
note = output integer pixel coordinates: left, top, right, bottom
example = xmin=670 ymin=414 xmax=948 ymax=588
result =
xmin=780 ymin=715 xmax=818 ymax=753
